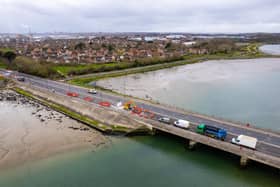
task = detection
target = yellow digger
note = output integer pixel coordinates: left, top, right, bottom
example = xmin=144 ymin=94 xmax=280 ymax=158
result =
xmin=123 ymin=101 xmax=136 ymax=111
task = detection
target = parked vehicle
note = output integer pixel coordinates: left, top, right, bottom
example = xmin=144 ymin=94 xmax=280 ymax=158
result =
xmin=88 ymin=89 xmax=97 ymax=94
xmin=231 ymin=135 xmax=258 ymax=149
xmin=174 ymin=119 xmax=190 ymax=129
xmin=196 ymin=124 xmax=227 ymax=140
xmin=158 ymin=117 xmax=171 ymax=124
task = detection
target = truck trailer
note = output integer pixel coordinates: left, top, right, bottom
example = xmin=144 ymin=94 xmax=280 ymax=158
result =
xmin=196 ymin=124 xmax=227 ymax=140
xmin=231 ymin=135 xmax=258 ymax=149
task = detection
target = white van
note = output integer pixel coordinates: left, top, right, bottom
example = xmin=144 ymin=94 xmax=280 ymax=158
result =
xmin=231 ymin=135 xmax=258 ymax=149
xmin=174 ymin=120 xmax=190 ymax=129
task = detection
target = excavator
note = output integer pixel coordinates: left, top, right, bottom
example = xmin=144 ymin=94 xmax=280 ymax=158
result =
xmin=123 ymin=100 xmax=143 ymax=114
xmin=123 ymin=100 xmax=136 ymax=110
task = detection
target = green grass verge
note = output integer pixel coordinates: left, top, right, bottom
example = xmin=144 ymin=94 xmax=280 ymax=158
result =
xmin=0 ymin=59 xmax=8 ymax=69
xmin=54 ymin=62 xmax=127 ymax=77
xmin=53 ymin=57 xmax=183 ymax=77
xmin=111 ymin=125 xmax=133 ymax=132
xmin=0 ymin=48 xmax=15 ymax=53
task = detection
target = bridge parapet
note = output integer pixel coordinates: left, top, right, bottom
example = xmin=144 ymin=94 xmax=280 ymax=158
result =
xmin=144 ymin=119 xmax=280 ymax=169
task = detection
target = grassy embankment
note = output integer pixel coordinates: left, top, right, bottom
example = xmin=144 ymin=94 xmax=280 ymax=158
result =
xmin=12 ymin=87 xmax=137 ymax=134
xmin=68 ymin=43 xmax=273 ymax=87
xmin=53 ymin=56 xmax=183 ymax=77
xmin=0 ymin=59 xmax=7 ymax=69
xmin=0 ymin=48 xmax=14 ymax=69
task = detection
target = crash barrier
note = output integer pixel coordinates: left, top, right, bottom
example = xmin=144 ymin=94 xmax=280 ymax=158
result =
xmin=67 ymin=92 xmax=79 ymax=97
xmin=83 ymin=97 xmax=93 ymax=102
xmin=142 ymin=110 xmax=155 ymax=119
xmin=131 ymin=106 xmax=143 ymax=115
xmin=99 ymin=101 xmax=111 ymax=107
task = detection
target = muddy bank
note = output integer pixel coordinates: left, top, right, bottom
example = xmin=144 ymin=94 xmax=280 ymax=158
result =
xmin=0 ymin=90 xmax=111 ymax=170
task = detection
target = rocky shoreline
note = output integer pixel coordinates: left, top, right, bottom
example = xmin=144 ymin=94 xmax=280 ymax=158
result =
xmin=0 ymin=89 xmax=112 ymax=170
xmin=0 ymin=90 xmax=94 ymax=131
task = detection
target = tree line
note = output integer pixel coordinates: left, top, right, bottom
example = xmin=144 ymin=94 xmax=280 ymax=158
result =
xmin=192 ymin=39 xmax=237 ymax=54
xmin=0 ymin=49 xmax=60 ymax=78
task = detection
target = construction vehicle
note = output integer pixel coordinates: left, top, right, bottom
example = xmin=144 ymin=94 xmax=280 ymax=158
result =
xmin=196 ymin=124 xmax=227 ymax=140
xmin=123 ymin=101 xmax=136 ymax=110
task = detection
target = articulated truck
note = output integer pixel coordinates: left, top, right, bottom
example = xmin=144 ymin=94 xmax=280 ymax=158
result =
xmin=196 ymin=124 xmax=227 ymax=140
xmin=231 ymin=135 xmax=258 ymax=149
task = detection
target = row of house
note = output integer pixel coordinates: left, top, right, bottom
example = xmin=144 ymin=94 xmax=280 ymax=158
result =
xmin=0 ymin=36 xmax=197 ymax=64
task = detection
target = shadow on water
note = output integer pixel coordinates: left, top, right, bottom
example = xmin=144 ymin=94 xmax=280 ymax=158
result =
xmin=0 ymin=132 xmax=278 ymax=187
xmin=128 ymin=132 xmax=280 ymax=184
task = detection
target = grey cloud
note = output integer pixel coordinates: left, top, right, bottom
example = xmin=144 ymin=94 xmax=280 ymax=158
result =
xmin=0 ymin=0 xmax=280 ymax=33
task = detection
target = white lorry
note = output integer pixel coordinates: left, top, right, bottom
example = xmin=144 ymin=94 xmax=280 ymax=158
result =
xmin=231 ymin=135 xmax=258 ymax=149
xmin=174 ymin=119 xmax=190 ymax=129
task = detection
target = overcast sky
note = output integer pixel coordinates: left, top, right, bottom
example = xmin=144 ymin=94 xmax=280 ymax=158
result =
xmin=1 ymin=0 xmax=280 ymax=33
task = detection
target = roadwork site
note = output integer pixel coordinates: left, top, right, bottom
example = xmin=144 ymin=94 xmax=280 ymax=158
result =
xmin=13 ymin=82 xmax=152 ymax=134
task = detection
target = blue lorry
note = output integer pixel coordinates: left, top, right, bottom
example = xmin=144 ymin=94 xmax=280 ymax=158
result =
xmin=196 ymin=124 xmax=227 ymax=141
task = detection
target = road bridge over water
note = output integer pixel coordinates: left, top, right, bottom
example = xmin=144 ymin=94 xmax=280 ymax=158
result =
xmin=1 ymin=69 xmax=280 ymax=169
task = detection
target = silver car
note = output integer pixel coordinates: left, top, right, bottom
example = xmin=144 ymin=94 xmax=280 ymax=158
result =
xmin=158 ymin=117 xmax=171 ymax=124
xmin=88 ymin=89 xmax=97 ymax=94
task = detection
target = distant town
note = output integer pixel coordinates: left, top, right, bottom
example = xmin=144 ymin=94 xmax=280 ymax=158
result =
xmin=0 ymin=33 xmax=186 ymax=64
xmin=1 ymin=32 xmax=279 ymax=65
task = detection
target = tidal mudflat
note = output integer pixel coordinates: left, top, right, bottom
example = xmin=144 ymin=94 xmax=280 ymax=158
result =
xmin=0 ymin=90 xmax=111 ymax=170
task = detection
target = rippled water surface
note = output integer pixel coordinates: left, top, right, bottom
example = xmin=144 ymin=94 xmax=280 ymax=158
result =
xmin=0 ymin=135 xmax=279 ymax=187
xmin=260 ymin=45 xmax=280 ymax=55
xmin=98 ymin=58 xmax=280 ymax=131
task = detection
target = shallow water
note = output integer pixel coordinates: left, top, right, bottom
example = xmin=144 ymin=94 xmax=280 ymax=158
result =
xmin=260 ymin=45 xmax=280 ymax=55
xmin=98 ymin=58 xmax=280 ymax=131
xmin=0 ymin=135 xmax=279 ymax=187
